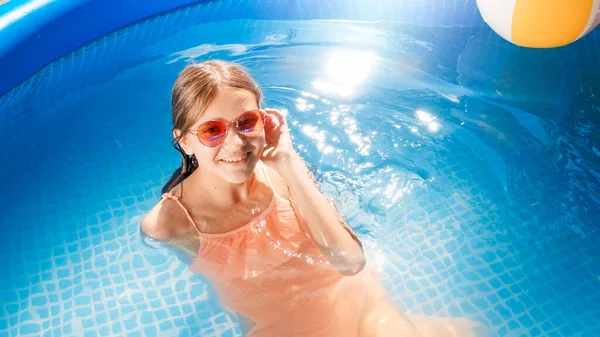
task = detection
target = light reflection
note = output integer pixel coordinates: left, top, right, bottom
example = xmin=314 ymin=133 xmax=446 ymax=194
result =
xmin=323 ymin=105 xmax=372 ymax=156
xmin=428 ymin=123 xmax=440 ymax=133
xmin=295 ymin=98 xmax=315 ymax=112
xmin=373 ymin=249 xmax=386 ymax=274
xmin=338 ymin=105 xmax=351 ymax=113
xmin=168 ymin=44 xmax=249 ymax=64
xmin=441 ymin=94 xmax=460 ymax=103
xmin=342 ymin=114 xmax=371 ymax=156
xmin=325 ymin=51 xmax=376 ymax=84
xmin=313 ymin=80 xmax=353 ymax=97
xmin=301 ymin=91 xmax=319 ymax=99
xmin=416 ymin=110 xmax=434 ymax=123
xmin=329 ymin=109 xmax=340 ymax=125
xmin=382 ymin=174 xmax=415 ymax=207
xmin=416 ymin=109 xmax=441 ymax=133
xmin=301 ymin=124 xmax=329 ymax=153
xmin=0 ymin=0 xmax=51 ymax=30
xmin=312 ymin=50 xmax=377 ymax=97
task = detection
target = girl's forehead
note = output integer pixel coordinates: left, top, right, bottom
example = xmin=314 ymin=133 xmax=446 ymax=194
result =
xmin=196 ymin=88 xmax=258 ymax=122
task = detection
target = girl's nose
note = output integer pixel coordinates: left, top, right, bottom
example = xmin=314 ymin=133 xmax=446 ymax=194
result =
xmin=222 ymin=125 xmax=247 ymax=148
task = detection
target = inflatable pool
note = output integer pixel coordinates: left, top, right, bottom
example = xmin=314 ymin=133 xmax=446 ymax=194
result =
xmin=1 ymin=0 xmax=599 ymax=336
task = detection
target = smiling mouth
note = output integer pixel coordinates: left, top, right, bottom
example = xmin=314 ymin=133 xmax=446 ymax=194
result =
xmin=220 ymin=152 xmax=250 ymax=163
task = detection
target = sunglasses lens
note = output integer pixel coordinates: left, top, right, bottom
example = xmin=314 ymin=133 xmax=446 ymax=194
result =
xmin=197 ymin=121 xmax=227 ymax=147
xmin=238 ymin=110 xmax=264 ymax=136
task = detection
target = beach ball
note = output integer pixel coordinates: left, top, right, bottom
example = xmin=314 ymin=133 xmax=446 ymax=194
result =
xmin=476 ymin=0 xmax=600 ymax=48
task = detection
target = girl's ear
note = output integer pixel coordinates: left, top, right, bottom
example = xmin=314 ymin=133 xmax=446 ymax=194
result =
xmin=173 ymin=129 xmax=192 ymax=155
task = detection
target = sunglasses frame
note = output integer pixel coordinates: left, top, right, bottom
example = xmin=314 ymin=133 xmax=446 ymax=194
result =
xmin=188 ymin=109 xmax=266 ymax=148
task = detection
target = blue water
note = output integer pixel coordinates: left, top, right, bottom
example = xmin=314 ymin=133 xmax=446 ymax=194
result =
xmin=1 ymin=1 xmax=600 ymax=336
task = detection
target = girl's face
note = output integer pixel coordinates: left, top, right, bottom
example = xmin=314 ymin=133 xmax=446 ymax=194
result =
xmin=177 ymin=86 xmax=265 ymax=184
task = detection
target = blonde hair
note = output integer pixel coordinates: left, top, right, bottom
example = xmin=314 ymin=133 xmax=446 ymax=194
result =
xmin=162 ymin=60 xmax=263 ymax=193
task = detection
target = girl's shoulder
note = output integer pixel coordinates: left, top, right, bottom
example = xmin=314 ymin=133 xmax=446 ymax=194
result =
xmin=140 ymin=185 xmax=197 ymax=242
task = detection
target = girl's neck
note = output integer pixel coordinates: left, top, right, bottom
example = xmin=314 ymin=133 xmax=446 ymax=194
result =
xmin=186 ymin=167 xmax=256 ymax=205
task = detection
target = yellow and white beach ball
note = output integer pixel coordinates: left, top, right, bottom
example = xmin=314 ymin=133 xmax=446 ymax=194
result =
xmin=476 ymin=0 xmax=600 ymax=48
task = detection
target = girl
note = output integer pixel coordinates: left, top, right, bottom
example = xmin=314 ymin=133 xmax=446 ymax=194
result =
xmin=141 ymin=60 xmax=482 ymax=337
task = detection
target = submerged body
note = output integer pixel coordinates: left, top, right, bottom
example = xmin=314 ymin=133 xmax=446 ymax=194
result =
xmin=158 ymin=163 xmax=394 ymax=336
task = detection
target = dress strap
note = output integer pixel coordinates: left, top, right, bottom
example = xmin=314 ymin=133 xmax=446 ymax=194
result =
xmin=259 ymin=162 xmax=282 ymax=200
xmin=161 ymin=192 xmax=203 ymax=236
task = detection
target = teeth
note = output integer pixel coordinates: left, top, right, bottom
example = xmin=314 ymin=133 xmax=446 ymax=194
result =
xmin=221 ymin=153 xmax=248 ymax=163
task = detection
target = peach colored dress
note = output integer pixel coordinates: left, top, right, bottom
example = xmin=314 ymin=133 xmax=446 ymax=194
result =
xmin=160 ymin=163 xmax=385 ymax=337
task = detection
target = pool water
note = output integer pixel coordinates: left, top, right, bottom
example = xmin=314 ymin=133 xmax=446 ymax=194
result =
xmin=1 ymin=1 xmax=599 ymax=336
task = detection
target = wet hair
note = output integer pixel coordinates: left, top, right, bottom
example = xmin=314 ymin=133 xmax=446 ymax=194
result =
xmin=161 ymin=60 xmax=263 ymax=194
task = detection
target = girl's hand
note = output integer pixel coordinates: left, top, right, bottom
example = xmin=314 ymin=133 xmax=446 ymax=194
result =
xmin=260 ymin=109 xmax=298 ymax=172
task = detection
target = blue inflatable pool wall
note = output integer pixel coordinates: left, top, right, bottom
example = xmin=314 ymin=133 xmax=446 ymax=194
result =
xmin=0 ymin=0 xmax=486 ymax=96
xmin=0 ymin=0 xmax=204 ymax=95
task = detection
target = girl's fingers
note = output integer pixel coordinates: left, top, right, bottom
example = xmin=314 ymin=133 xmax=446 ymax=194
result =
xmin=265 ymin=109 xmax=287 ymax=127
xmin=262 ymin=110 xmax=278 ymax=129
xmin=268 ymin=113 xmax=280 ymax=129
